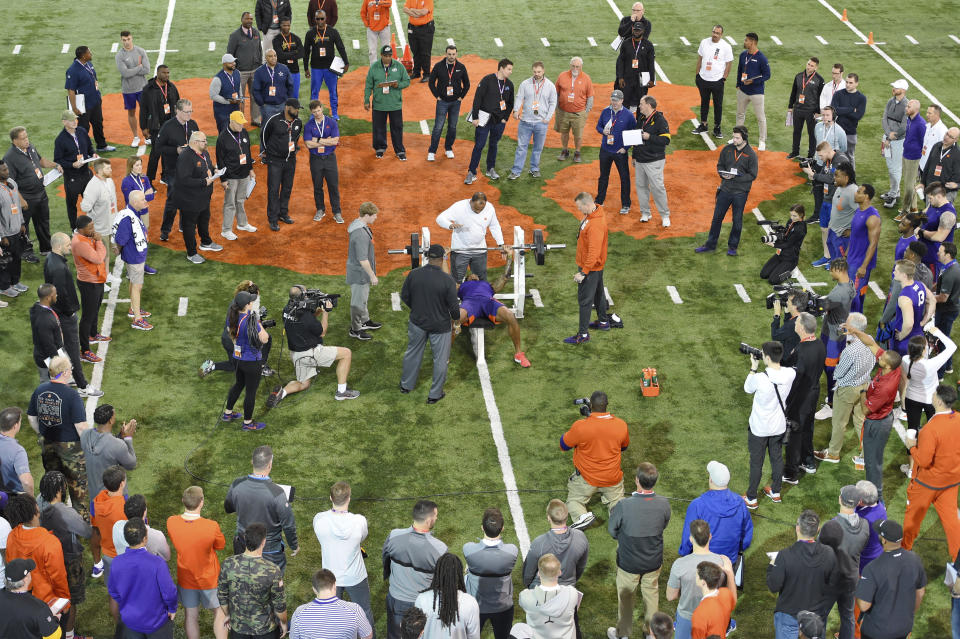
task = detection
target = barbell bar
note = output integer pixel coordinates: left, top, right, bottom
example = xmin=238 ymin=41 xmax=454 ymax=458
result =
xmin=388 ymin=229 xmax=565 ymax=268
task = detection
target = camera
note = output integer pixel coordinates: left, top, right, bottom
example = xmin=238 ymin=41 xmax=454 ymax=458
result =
xmin=764 ymin=285 xmax=826 ymax=317
xmin=758 ymin=219 xmax=787 ymax=244
xmin=283 ymin=288 xmax=341 ymax=321
xmin=765 ymin=284 xmax=795 ymax=310
xmin=258 ymin=306 xmax=277 ymax=329
xmin=739 ymin=343 xmax=763 ymax=358
xmin=798 ymin=157 xmax=811 ymax=169
xmin=573 ymin=397 xmax=591 ymax=417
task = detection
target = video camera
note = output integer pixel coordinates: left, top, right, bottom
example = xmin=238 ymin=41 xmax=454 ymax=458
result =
xmin=765 ymin=284 xmax=827 ymax=317
xmin=573 ymin=397 xmax=591 ymax=417
xmin=283 ymin=288 xmax=341 ymax=321
xmin=757 ymin=219 xmax=788 ymax=244
xmin=258 ymin=306 xmax=277 ymax=329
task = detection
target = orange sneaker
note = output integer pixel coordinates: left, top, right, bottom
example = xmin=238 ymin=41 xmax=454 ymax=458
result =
xmin=514 ymin=352 xmax=531 ymax=368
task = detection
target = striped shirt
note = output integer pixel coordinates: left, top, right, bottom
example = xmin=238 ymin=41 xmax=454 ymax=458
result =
xmin=834 ymin=338 xmax=875 ymax=387
xmin=290 ymin=597 xmax=372 ymax=639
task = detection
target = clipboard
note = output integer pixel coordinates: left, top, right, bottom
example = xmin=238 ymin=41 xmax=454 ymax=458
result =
xmin=622 ymin=129 xmax=644 ymax=146
xmin=67 ymin=94 xmax=86 ymax=115
xmin=466 ymin=110 xmax=491 ymax=127
xmin=330 ymin=56 xmax=346 ymax=75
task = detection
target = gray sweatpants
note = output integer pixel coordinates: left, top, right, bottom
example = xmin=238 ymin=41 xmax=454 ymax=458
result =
xmin=634 ymin=158 xmax=670 ymax=219
xmin=222 ymin=177 xmax=250 ymax=232
xmin=450 ymin=251 xmax=488 ymax=282
xmin=400 ymin=321 xmax=451 ymax=399
xmin=350 ymin=283 xmax=370 ymax=331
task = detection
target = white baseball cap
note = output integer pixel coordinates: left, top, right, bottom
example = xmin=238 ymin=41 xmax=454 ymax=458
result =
xmin=707 ymin=460 xmax=730 ymax=487
xmin=891 ymin=79 xmax=909 ymax=90
xmin=221 ymin=53 xmax=237 ymax=64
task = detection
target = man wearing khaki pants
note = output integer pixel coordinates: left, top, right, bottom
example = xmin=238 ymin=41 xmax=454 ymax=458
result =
xmin=561 ymin=390 xmax=630 ymax=530
xmin=215 ymin=111 xmax=258 ymax=240
xmin=555 ymin=57 xmax=594 ymax=163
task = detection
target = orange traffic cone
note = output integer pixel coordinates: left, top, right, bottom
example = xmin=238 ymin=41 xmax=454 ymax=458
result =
xmin=390 ymin=32 xmax=399 ymax=59
xmin=841 ymin=8 xmax=848 ymax=21
xmin=867 ymin=31 xmax=874 ymax=45
xmin=401 ymin=43 xmax=413 ymax=72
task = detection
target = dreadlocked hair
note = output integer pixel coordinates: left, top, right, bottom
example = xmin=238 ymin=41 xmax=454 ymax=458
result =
xmin=427 ymin=553 xmax=466 ymax=628
xmin=6 ymin=493 xmax=39 ymax=528
xmin=39 ymin=471 xmax=68 ymax=504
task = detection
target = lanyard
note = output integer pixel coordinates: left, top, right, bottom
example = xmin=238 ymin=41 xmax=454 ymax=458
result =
xmin=230 ymin=130 xmax=244 ymax=148
xmin=224 ymin=70 xmax=237 ymax=91
xmin=195 ymin=150 xmax=209 ymax=172
xmin=608 ymin=108 xmax=622 ymax=129
xmin=832 ymin=80 xmax=841 ymax=93
xmin=18 ymin=146 xmax=39 ymax=170
xmin=267 ymin=65 xmax=276 ymax=85
xmin=312 ymin=115 xmax=326 ymax=139
xmin=281 ymin=33 xmax=294 ymax=50
xmin=633 ymin=39 xmax=642 ymax=59
xmin=383 ymin=62 xmax=391 ymax=76
xmin=497 ymin=78 xmax=505 ymax=99
xmin=82 ymin=62 xmax=96 ymax=79
xmin=446 ymin=62 xmax=456 ymax=83
xmin=800 ymin=72 xmax=813 ymax=91
xmin=532 ymin=78 xmax=544 ymax=101
xmin=39 ymin=304 xmax=60 ymax=324
xmin=131 ymin=174 xmax=144 ymax=191
xmin=158 ymin=81 xmax=168 ymax=102
xmin=0 ymin=181 xmax=16 ymax=205
xmin=942 ymin=147 xmax=952 ymax=162
xmin=70 ymin=132 xmax=80 ymax=152
xmin=642 ymin=111 xmax=656 ymax=128
xmin=733 ymin=148 xmax=746 ymax=164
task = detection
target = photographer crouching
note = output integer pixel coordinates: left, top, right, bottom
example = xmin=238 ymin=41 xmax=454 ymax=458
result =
xmin=758 ymin=204 xmax=807 ymax=284
xmin=266 ymin=286 xmax=359 ymax=407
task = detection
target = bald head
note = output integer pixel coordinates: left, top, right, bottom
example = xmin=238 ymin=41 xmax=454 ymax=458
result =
xmin=128 ymin=190 xmax=147 ymax=209
xmin=631 ymin=2 xmax=644 ymax=13
xmin=906 ymin=99 xmax=921 ymax=117
xmin=50 ymin=232 xmax=71 ymax=255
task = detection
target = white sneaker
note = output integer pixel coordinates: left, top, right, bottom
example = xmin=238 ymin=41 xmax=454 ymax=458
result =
xmin=221 ymin=231 xmax=238 ymax=241
xmin=570 ymin=512 xmax=595 ymax=530
xmin=814 ymin=403 xmax=833 ymax=420
xmin=758 ymin=140 xmax=766 ymax=151
xmin=237 ymin=224 xmax=258 ymax=232
xmin=199 ymin=242 xmax=223 ymax=252
xmin=662 ymin=217 xmax=671 ymax=228
xmin=427 ymin=152 xmax=436 ymax=161
xmin=900 ymin=463 xmax=912 ymax=478
xmin=897 ymin=409 xmax=908 ymax=421
xmin=79 ymin=387 xmax=104 ymax=398
xmin=131 ymin=136 xmax=140 ymax=147
xmin=606 ymin=628 xmax=626 ymax=639
xmin=445 ymin=150 xmax=455 ymax=159
xmin=640 ymin=212 xmax=651 ymax=222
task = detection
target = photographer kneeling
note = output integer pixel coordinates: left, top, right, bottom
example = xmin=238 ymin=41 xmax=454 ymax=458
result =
xmin=266 ymin=286 xmax=359 ymax=406
xmin=759 ymin=204 xmax=807 ymax=284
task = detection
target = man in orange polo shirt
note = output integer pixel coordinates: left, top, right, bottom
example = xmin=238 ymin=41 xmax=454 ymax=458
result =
xmin=690 ymin=561 xmax=736 ymax=638
xmin=902 ymin=383 xmax=960 ymax=558
xmin=402 ymin=0 xmax=434 ymax=82
xmin=361 ymin=0 xmax=392 ymax=65
xmin=561 ymin=390 xmax=630 ymax=529
xmin=555 ymin=57 xmax=595 ymax=163
xmin=566 ymin=192 xmax=613 ymax=344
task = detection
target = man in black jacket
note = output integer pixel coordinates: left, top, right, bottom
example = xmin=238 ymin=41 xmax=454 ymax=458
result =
xmin=921 ymin=127 xmax=960 ymax=201
xmin=52 ymin=111 xmax=94 ymax=230
xmin=427 ymin=45 xmax=470 ymax=161
xmin=30 ymin=283 xmax=64 ymax=378
xmin=465 ymin=59 xmax=514 ymax=185
xmin=632 ymin=95 xmax=670 ymax=226
xmin=616 ymin=21 xmax=655 ymax=113
xmin=760 ymin=204 xmax=807 ymax=284
xmin=175 ymin=131 xmax=221 ymax=264
xmin=607 ymin=462 xmax=671 ymax=639
xmin=255 ymin=0 xmax=291 ymax=61
xmin=304 ymin=10 xmax=349 ymax=119
xmin=767 ymin=509 xmax=836 ymax=635
xmin=156 ymin=99 xmax=199 ymax=241
xmin=696 ymin=126 xmax=758 ymax=256
xmin=262 ymin=98 xmax=303 ymax=231
xmin=617 ymin=2 xmax=652 ymax=39
xmin=139 ymin=65 xmax=180 ymax=182
xmin=787 ymin=58 xmax=824 ymax=160
xmin=216 ymin=111 xmax=256 ymax=240
xmin=771 ymin=289 xmax=806 ymax=359
xmin=273 ymin=19 xmax=304 ymax=100
xmin=399 ymin=244 xmax=460 ymax=403
xmin=782 ymin=312 xmax=826 ymax=484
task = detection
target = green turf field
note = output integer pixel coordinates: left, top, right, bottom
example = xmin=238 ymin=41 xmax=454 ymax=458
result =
xmin=1 ymin=0 xmax=959 ymax=636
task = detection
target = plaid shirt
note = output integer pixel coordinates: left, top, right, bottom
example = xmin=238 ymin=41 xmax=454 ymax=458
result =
xmin=834 ymin=338 xmax=875 ymax=387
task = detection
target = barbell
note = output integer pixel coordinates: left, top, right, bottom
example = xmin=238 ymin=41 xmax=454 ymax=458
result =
xmin=388 ymin=228 xmax=565 ymax=269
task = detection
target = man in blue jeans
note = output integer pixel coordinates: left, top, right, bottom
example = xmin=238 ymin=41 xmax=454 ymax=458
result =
xmin=696 ymin=125 xmax=757 ymax=256
xmin=427 ymin=45 xmax=469 ymax=161
xmin=595 ymin=89 xmax=636 ymax=215
xmin=509 ymin=61 xmax=557 ymax=180
xmin=465 ymin=59 xmax=514 ymax=185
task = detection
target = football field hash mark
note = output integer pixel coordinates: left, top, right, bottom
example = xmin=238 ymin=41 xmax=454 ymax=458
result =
xmin=734 ymin=284 xmax=751 ymax=304
xmin=667 ymin=286 xmax=683 ymax=304
xmin=816 ymin=35 xmax=829 ymax=45
xmin=771 ymin=35 xmax=782 ymax=45
xmin=905 ymin=35 xmax=918 ymax=45
xmin=868 ymin=281 xmax=886 ymax=300
xmin=391 ymin=292 xmax=401 ymax=311
xmin=587 ymin=36 xmax=597 ymax=47
xmin=679 ymin=37 xmax=690 ymax=46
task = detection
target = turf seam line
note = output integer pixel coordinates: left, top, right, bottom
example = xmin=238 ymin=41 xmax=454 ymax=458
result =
xmin=391 ymin=292 xmax=401 ymax=311
xmin=867 ymin=280 xmax=885 ymax=300
xmin=666 ymin=285 xmax=682 ymax=304
xmin=178 ymin=297 xmax=189 ymax=316
xmin=734 ymin=284 xmax=751 ymax=303
xmin=390 ymin=3 xmax=408 ymax=49
xmin=102 ymin=298 xmax=130 ymax=304
xmin=85 ymin=258 xmax=126 ymax=421
xmin=604 ymin=0 xmax=623 ymax=19
xmin=154 ymin=0 xmax=177 ymax=73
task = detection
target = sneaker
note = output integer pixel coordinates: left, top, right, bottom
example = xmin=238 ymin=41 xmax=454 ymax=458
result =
xmin=947 ymin=367 xmax=954 ymax=374
xmin=713 ymin=127 xmax=724 ymax=139
xmin=221 ymin=410 xmax=242 ymax=422
xmin=763 ymin=486 xmax=782 ymax=503
xmin=728 ymin=619 xmax=737 ymax=635
xmin=1 ymin=287 xmax=19 ymax=298
xmin=143 ymin=264 xmax=157 ymax=275
xmin=640 ymin=212 xmax=651 ymax=222
xmin=852 ymin=455 xmax=865 ymax=471
xmin=726 ymin=248 xmax=738 ymax=257
xmin=375 ymin=151 xmax=384 ymax=158
xmin=313 ymin=210 xmax=326 ymax=222
xmin=12 ymin=283 xmax=29 ymax=293
xmin=399 ymin=383 xmax=411 ymax=394
xmin=508 ymin=171 xmax=521 ymax=180
xmin=397 ymin=152 xmax=407 ymax=161
xmin=199 ymin=359 xmax=216 ymax=377
xmin=800 ymin=463 xmax=817 ymax=475
xmin=743 ymin=494 xmax=758 ymax=510
xmin=786 ymin=152 xmax=800 ymax=160
xmin=91 ymin=561 xmax=104 ymax=579
xmin=270 ymin=222 xmax=280 ymax=231
xmin=427 ymin=152 xmax=436 ymax=161
xmin=131 ymin=136 xmax=140 ymax=147
xmin=695 ymin=245 xmax=715 ymax=253
xmin=79 ymin=386 xmax=104 ymax=398
xmin=814 ymin=449 xmax=840 ymax=463
xmin=426 ymin=392 xmax=446 ymax=404
xmin=90 ymin=334 xmax=112 ymax=343
xmin=485 ymin=168 xmax=500 ymax=180
xmin=811 ymin=256 xmax=831 ymax=267
xmin=570 ymin=512 xmax=595 ymax=530
xmin=335 ymin=388 xmax=361 ymax=400
xmin=242 ymin=421 xmax=267 ymax=431
xmin=589 ymin=320 xmax=610 ymax=331
xmin=237 ymin=223 xmax=258 ymax=232
xmin=199 ymin=242 xmax=223 ymax=252
xmin=897 ymin=408 xmax=908 ymax=421
xmin=619 ymin=207 xmax=630 ymax=215
xmin=464 ymin=172 xmax=476 ymax=185
xmin=530 ymin=169 xmax=541 ymax=178
xmin=360 ymin=320 xmax=383 ymax=330
xmin=80 ymin=350 xmax=102 ymax=363
xmin=187 ymin=254 xmax=205 ymax=264
xmin=127 ymin=309 xmax=152 ymax=318
xmin=514 ymin=351 xmax=531 ymax=367
xmin=662 ymin=217 xmax=671 ymax=228
xmin=782 ymin=475 xmax=799 ymax=485
xmin=349 ymin=329 xmax=372 ymax=341
xmin=558 ymin=150 xmax=570 ymax=160
xmin=815 ymin=403 xmax=833 ymax=420
xmin=221 ymin=231 xmax=238 ymax=241
xmin=21 ymin=253 xmax=39 ymax=263
xmin=607 ymin=628 xmax=626 ymax=639
xmin=573 ymin=151 xmax=582 ymax=163
xmin=692 ymin=123 xmax=708 ymax=134
xmin=900 ymin=463 xmax=912 ymax=478
xmin=261 ymin=366 xmax=275 ymax=377
xmin=758 ymin=141 xmax=766 ymax=151
xmin=0 ymin=300 xmax=7 ymax=307
xmin=131 ymin=318 xmax=153 ymax=331
xmin=159 ymin=232 xmax=169 ymax=241
xmin=563 ymin=333 xmax=590 ymax=344
xmin=883 ymin=198 xmax=898 ymax=209
xmin=893 ymin=213 xmax=906 ymax=222
xmin=96 ymin=145 xmax=117 ymax=152
xmin=266 ymin=386 xmax=286 ymax=408
xmin=334 ymin=213 xmax=344 ymax=224
xmin=445 ymin=149 xmax=455 ymax=159
xmin=609 ymin=313 xmax=624 ymax=328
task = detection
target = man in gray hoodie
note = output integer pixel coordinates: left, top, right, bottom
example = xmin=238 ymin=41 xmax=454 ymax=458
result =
xmin=515 ymin=553 xmax=581 ymax=639
xmin=463 ymin=507 xmax=519 ymax=639
xmin=346 ymin=202 xmax=382 ymax=341
xmin=828 ymin=484 xmax=869 ymax=639
xmin=115 ymin=31 xmax=150 ymax=147
xmin=80 ymin=404 xmax=137 ymax=499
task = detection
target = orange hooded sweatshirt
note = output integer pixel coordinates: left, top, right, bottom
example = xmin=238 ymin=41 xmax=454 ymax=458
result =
xmin=92 ymin=490 xmax=127 ymax=558
xmin=5 ymin=525 xmax=70 ymax=606
xmin=576 ymin=206 xmax=608 ymax=274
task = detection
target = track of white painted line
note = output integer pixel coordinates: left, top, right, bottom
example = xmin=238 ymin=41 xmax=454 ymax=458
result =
xmin=154 ymin=0 xmax=177 ymax=72
xmin=495 ymin=37 xmax=503 ymax=48
xmin=725 ymin=35 xmax=736 ymax=46
xmin=689 ymin=118 xmax=717 ymax=151
xmin=111 ymin=42 xmax=118 ymax=53
xmin=208 ymin=41 xmax=215 ymax=51
xmin=352 ymin=39 xmax=360 ymax=49
xmin=905 ymin=35 xmax=918 ymax=45
xmin=604 ymin=287 xmax=614 ymax=307
xmin=419 ymin=120 xmax=429 ymax=135
xmin=390 ymin=3 xmax=407 ymax=48
xmin=734 ymin=284 xmax=751 ymax=303
xmin=177 ymin=297 xmax=189 ymax=316
xmin=587 ymin=36 xmax=597 ymax=47
xmin=136 ymin=145 xmax=147 ymax=156
xmin=530 ymin=289 xmax=543 ymax=308
xmin=102 ymin=298 xmax=130 ymax=304
xmin=85 ymin=258 xmax=125 ymax=422
xmin=771 ymin=35 xmax=782 ymax=46
xmin=868 ymin=281 xmax=886 ymax=300
xmin=605 ymin=0 xmax=623 ymax=18
xmin=815 ymin=35 xmax=829 ymax=45
xmin=12 ymin=45 xmax=21 ymax=55
xmin=391 ymin=292 xmax=401 ymax=311
xmin=680 ymin=36 xmax=690 ymax=46
xmin=667 ymin=286 xmax=683 ymax=304
xmin=61 ymin=44 xmax=69 ymax=54
xmin=818 ymin=0 xmax=959 ymax=125
xmin=540 ymin=37 xmax=550 ymax=47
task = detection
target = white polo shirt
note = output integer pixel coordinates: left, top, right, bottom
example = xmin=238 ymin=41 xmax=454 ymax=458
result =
xmin=697 ymin=37 xmax=733 ymax=82
xmin=920 ymin=119 xmax=948 ymax=171
xmin=435 ymin=199 xmax=505 ymax=253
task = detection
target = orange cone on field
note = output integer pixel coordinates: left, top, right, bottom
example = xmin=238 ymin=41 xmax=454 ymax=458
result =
xmin=401 ymin=43 xmax=413 ymax=72
xmin=390 ymin=32 xmax=399 ymax=58
xmin=841 ymin=8 xmax=848 ymax=21
xmin=867 ymin=31 xmax=874 ymax=45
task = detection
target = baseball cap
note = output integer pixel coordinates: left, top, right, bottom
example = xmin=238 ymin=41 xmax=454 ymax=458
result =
xmin=234 ymin=291 xmax=257 ymax=308
xmin=875 ymin=519 xmax=903 ymax=543
xmin=285 ymin=97 xmax=301 ymax=109
xmin=221 ymin=53 xmax=237 ymax=64
xmin=839 ymin=484 xmax=860 ymax=507
xmin=891 ymin=79 xmax=909 ymax=90
xmin=797 ymin=610 xmax=825 ymax=639
xmin=5 ymin=558 xmax=37 ymax=581
xmin=230 ymin=111 xmax=248 ymax=125
xmin=61 ymin=109 xmax=78 ymax=122
xmin=611 ymin=89 xmax=625 ymax=100
xmin=380 ymin=45 xmax=393 ymax=56
xmin=707 ymin=460 xmax=730 ymax=487
xmin=426 ymin=244 xmax=445 ymax=259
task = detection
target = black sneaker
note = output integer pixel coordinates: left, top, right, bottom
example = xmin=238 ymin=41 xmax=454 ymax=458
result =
xmin=786 ymin=152 xmax=800 ymax=160
xmin=159 ymin=232 xmax=169 ymax=241
xmin=375 ymin=151 xmax=384 ymax=159
xmin=266 ymin=385 xmax=286 ymax=408
xmin=692 ymin=124 xmax=708 ymax=134
xmin=800 ymin=463 xmax=817 ymax=475
xmin=349 ymin=329 xmax=372 ymax=341
xmin=713 ymin=127 xmax=723 ymax=138
xmin=360 ymin=320 xmax=383 ymax=330
xmin=261 ymin=366 xmax=276 ymax=377
xmin=22 ymin=253 xmax=39 ymax=264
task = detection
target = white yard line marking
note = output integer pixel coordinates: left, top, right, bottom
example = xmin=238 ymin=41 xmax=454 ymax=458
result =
xmin=654 ymin=61 xmax=670 ymax=84
xmin=61 ymin=43 xmax=69 ymax=54
xmin=208 ymin=41 xmax=216 ymax=51
xmin=605 ymin=0 xmax=623 ymax=18
xmin=725 ymin=35 xmax=736 ymax=45
xmin=111 ymin=42 xmax=118 ymax=53
xmin=86 ymin=258 xmax=126 ymax=421
xmin=905 ymin=35 xmax=918 ymax=45
xmin=868 ymin=280 xmax=886 ymax=300
xmin=390 ymin=3 xmax=407 ymax=48
xmin=680 ymin=36 xmax=690 ymax=46
xmin=540 ymin=37 xmax=550 ymax=47
xmin=893 ymin=418 xmax=908 ymax=446
xmin=734 ymin=284 xmax=752 ymax=303
xmin=610 ymin=36 xmax=622 ymax=50
xmin=604 ymin=287 xmax=614 ymax=307
xmin=816 ymin=35 xmax=829 ymax=45
xmin=819 ymin=0 xmax=959 ymax=125
xmin=144 ymin=49 xmax=178 ymax=53
xmin=419 ymin=119 xmax=429 ymax=135
xmin=352 ymin=39 xmax=360 ymax=49
xmin=495 ymin=37 xmax=503 ymax=48
xmin=177 ymin=297 xmax=189 ymax=316
xmin=530 ymin=289 xmax=544 ymax=308
xmin=587 ymin=36 xmax=597 ymax=47
xmin=391 ymin=292 xmax=401 ymax=311
xmin=12 ymin=45 xmax=21 ymax=55
xmin=752 ymin=208 xmax=766 ymax=221
xmin=689 ymin=118 xmax=717 ymax=151
xmin=771 ymin=35 xmax=783 ymax=46
xmin=446 ymin=37 xmax=455 ymax=47
xmin=950 ymin=35 xmax=960 ymax=46
xmin=102 ymin=298 xmax=130 ymax=304
xmin=154 ymin=0 xmax=177 ymax=72
xmin=667 ymin=286 xmax=683 ymax=304
xmin=136 ymin=145 xmax=147 ymax=156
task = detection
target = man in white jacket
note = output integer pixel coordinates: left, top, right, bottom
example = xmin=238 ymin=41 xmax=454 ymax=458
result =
xmin=435 ymin=192 xmax=507 ymax=282
xmin=313 ymin=481 xmax=375 ymax=633
xmin=511 ymin=553 xmax=581 ymax=639
xmin=743 ymin=341 xmax=796 ymax=510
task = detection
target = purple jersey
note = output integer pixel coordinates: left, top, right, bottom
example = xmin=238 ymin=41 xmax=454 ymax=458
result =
xmin=894 ymin=281 xmax=926 ymax=338
xmin=892 ymin=235 xmax=912 ymax=279
xmin=458 ymin=279 xmax=495 ymax=301
xmin=458 ymin=280 xmax=503 ymax=326
xmin=847 ymin=206 xmax=880 ymax=275
xmin=921 ymin=202 xmax=956 ymax=266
